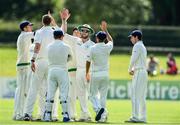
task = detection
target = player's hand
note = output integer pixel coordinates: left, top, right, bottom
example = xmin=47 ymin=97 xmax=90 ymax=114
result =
xmin=48 ymin=10 xmax=57 ymax=26
xmin=129 ymin=70 xmax=134 ymax=75
xmin=31 ymin=62 xmax=36 ymax=72
xmin=60 ymin=8 xmax=70 ymax=21
xmin=86 ymin=73 xmax=90 ymax=83
xmin=100 ymin=21 xmax=107 ymax=31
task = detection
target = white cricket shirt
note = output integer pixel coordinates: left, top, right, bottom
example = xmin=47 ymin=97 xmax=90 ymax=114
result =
xmin=34 ymin=26 xmax=55 ymax=59
xmin=16 ymin=31 xmax=34 ymax=65
xmin=128 ymin=41 xmax=147 ymax=71
xmin=47 ymin=40 xmax=72 ymax=69
xmin=87 ymin=41 xmax=113 ymax=77
xmin=64 ymin=34 xmax=95 ymax=69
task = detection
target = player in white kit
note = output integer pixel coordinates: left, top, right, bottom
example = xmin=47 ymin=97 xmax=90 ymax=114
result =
xmin=23 ymin=12 xmax=66 ymax=121
xmin=125 ymin=29 xmax=148 ymax=123
xmin=43 ymin=30 xmax=72 ymax=122
xmin=64 ymin=24 xmax=95 ymax=122
xmin=65 ymin=27 xmax=80 ymax=121
xmin=86 ymin=21 xmax=113 ymax=122
xmin=14 ymin=21 xmax=34 ymax=120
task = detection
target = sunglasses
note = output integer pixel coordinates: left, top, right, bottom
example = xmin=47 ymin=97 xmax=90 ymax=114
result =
xmin=81 ymin=29 xmax=90 ymax=33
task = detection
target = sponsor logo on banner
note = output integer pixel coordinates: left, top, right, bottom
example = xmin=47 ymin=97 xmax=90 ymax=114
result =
xmin=0 ymin=78 xmax=180 ymax=100
xmin=108 ymin=80 xmax=180 ymax=100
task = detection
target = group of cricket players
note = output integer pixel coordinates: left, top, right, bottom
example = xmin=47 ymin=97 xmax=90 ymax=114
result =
xmin=14 ymin=8 xmax=148 ymax=123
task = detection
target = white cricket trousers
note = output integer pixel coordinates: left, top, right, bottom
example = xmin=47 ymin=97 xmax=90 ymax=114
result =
xmin=14 ymin=66 xmax=30 ymax=117
xmin=24 ymin=59 xmax=58 ymax=118
xmin=27 ymin=70 xmax=59 ymax=119
xmin=89 ymin=75 xmax=109 ymax=113
xmin=45 ymin=67 xmax=69 ymax=117
xmin=76 ymin=68 xmax=91 ymax=118
xmin=131 ymin=69 xmax=148 ymax=121
xmin=68 ymin=70 xmax=77 ymax=118
xmin=24 ymin=59 xmax=48 ymax=118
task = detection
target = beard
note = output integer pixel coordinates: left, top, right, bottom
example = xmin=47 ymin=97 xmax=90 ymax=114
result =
xmin=81 ymin=34 xmax=89 ymax=39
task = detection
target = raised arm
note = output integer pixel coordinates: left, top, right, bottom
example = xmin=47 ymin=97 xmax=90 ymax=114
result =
xmin=48 ymin=10 xmax=57 ymax=27
xmin=100 ymin=21 xmax=113 ymax=42
xmin=60 ymin=8 xmax=70 ymax=33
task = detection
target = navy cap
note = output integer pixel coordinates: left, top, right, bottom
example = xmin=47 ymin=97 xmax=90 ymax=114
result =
xmin=96 ymin=31 xmax=107 ymax=41
xmin=53 ymin=30 xmax=64 ymax=38
xmin=128 ymin=30 xmax=142 ymax=38
xmin=19 ymin=21 xmax=33 ymax=31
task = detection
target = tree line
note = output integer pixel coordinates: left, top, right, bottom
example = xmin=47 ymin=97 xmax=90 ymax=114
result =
xmin=0 ymin=0 xmax=180 ymax=26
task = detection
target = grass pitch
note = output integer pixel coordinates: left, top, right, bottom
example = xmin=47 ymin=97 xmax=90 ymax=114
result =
xmin=0 ymin=99 xmax=180 ymax=125
xmin=0 ymin=48 xmax=180 ymax=80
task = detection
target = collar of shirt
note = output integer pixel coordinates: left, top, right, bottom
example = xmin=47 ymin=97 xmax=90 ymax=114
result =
xmin=54 ymin=39 xmax=64 ymax=43
xmin=41 ymin=26 xmax=53 ymax=30
xmin=96 ymin=42 xmax=105 ymax=46
xmin=136 ymin=40 xmax=143 ymax=45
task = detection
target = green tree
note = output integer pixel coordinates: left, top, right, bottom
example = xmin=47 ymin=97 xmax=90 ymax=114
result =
xmin=64 ymin=0 xmax=151 ymax=25
xmin=150 ymin=0 xmax=180 ymax=25
xmin=0 ymin=0 xmax=62 ymax=21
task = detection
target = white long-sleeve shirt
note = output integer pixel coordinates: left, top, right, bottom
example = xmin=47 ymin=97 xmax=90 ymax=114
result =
xmin=47 ymin=40 xmax=72 ymax=69
xmin=87 ymin=41 xmax=113 ymax=77
xmin=64 ymin=34 xmax=95 ymax=69
xmin=128 ymin=41 xmax=147 ymax=72
xmin=16 ymin=31 xmax=34 ymax=65
xmin=63 ymin=34 xmax=78 ymax=68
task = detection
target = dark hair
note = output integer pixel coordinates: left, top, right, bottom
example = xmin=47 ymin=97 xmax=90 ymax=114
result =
xmin=72 ymin=27 xmax=78 ymax=32
xmin=129 ymin=29 xmax=142 ymax=40
xmin=53 ymin=30 xmax=64 ymax=39
xmin=132 ymin=34 xmax=142 ymax=40
xmin=42 ymin=14 xmax=51 ymax=25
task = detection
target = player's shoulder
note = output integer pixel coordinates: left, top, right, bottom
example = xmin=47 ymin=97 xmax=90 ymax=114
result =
xmin=64 ymin=42 xmax=71 ymax=49
xmin=89 ymin=40 xmax=95 ymax=45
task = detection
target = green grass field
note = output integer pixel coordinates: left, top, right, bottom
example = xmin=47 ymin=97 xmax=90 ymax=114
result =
xmin=0 ymin=99 xmax=180 ymax=125
xmin=0 ymin=48 xmax=180 ymax=125
xmin=0 ymin=48 xmax=180 ymax=80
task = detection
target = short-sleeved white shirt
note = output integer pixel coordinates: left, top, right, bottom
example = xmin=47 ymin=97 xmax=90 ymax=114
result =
xmin=34 ymin=26 xmax=55 ymax=59
xmin=47 ymin=40 xmax=72 ymax=69
xmin=87 ymin=41 xmax=113 ymax=77
xmin=16 ymin=31 xmax=34 ymax=65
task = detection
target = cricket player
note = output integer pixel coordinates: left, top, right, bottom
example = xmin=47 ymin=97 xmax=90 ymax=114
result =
xmin=86 ymin=21 xmax=113 ymax=122
xmin=23 ymin=11 xmax=67 ymax=120
xmin=65 ymin=27 xmax=80 ymax=121
xmin=63 ymin=24 xmax=95 ymax=122
xmin=43 ymin=30 xmax=72 ymax=122
xmin=125 ymin=29 xmax=148 ymax=123
xmin=13 ymin=20 xmax=34 ymax=120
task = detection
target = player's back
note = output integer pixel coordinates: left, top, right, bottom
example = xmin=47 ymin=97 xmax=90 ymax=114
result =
xmin=90 ymin=41 xmax=113 ymax=72
xmin=47 ymin=40 xmax=71 ymax=69
xmin=34 ymin=26 xmax=54 ymax=59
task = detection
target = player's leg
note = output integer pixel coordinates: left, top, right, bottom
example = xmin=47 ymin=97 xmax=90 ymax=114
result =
xmin=14 ymin=67 xmax=28 ymax=120
xmin=76 ymin=69 xmax=91 ymax=121
xmin=43 ymin=69 xmax=57 ymax=121
xmin=132 ymin=69 xmax=147 ymax=122
xmin=130 ymin=70 xmax=140 ymax=121
xmin=58 ymin=69 xmax=70 ymax=122
xmin=98 ymin=76 xmax=109 ymax=122
xmin=138 ymin=70 xmax=148 ymax=122
xmin=68 ymin=71 xmax=77 ymax=120
xmin=24 ymin=59 xmax=46 ymax=120
xmin=89 ymin=76 xmax=100 ymax=113
xmin=52 ymin=88 xmax=59 ymax=121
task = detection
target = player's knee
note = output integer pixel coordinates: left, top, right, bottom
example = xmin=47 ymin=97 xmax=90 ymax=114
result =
xmin=46 ymin=100 xmax=54 ymax=103
xmin=60 ymin=100 xmax=67 ymax=104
